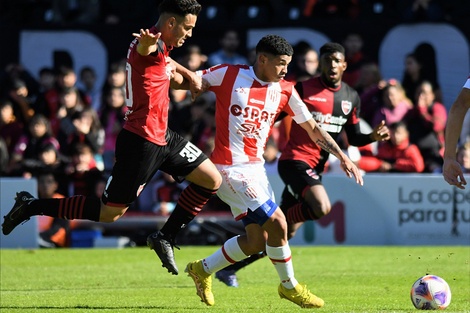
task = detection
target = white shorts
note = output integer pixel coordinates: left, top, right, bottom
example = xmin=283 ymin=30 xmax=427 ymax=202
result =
xmin=215 ymin=162 xmax=275 ymax=221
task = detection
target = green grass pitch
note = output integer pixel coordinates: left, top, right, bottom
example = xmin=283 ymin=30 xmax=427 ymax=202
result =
xmin=1 ymin=246 xmax=469 ymax=312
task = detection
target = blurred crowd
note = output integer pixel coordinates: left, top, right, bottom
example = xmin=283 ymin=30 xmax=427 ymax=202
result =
xmin=1 ymin=0 xmax=468 ymax=27
xmin=1 ymin=1 xmax=469 ymax=247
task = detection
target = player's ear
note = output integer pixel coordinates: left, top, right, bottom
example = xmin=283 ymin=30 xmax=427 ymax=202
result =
xmin=168 ymin=17 xmax=176 ymax=28
xmin=259 ymin=54 xmax=266 ymax=65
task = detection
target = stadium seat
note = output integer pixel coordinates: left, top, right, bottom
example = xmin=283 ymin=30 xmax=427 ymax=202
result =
xmin=232 ymin=5 xmax=270 ymax=27
xmin=197 ymin=5 xmax=229 ymax=27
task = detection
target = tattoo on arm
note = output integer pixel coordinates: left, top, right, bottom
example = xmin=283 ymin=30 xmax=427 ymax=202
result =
xmin=315 ymin=126 xmax=342 ymax=156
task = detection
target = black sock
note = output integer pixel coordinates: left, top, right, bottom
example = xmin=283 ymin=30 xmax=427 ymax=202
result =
xmin=28 ymin=196 xmax=101 ymax=221
xmin=224 ymin=251 xmax=267 ymax=272
xmin=160 ymin=184 xmax=217 ymax=238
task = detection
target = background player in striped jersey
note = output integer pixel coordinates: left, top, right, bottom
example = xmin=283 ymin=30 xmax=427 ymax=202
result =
xmin=2 ymin=0 xmax=222 ymax=276
xmin=443 ymin=75 xmax=470 ymax=189
xmin=185 ymin=35 xmax=363 ymax=308
xmin=215 ymin=42 xmax=390 ymax=287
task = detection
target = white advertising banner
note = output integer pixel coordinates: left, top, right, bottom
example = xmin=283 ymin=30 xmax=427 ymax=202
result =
xmin=268 ymin=174 xmax=470 ymax=246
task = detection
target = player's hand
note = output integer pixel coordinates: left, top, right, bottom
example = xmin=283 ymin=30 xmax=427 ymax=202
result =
xmin=443 ymin=158 xmax=467 ymax=189
xmin=189 ymin=73 xmax=203 ymax=101
xmin=132 ymin=29 xmax=160 ymax=46
xmin=372 ymin=120 xmax=390 ymax=142
xmin=341 ymin=157 xmax=364 ymax=186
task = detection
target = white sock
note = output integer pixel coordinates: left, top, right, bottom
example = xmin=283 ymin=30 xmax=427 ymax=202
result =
xmin=202 ymin=236 xmax=248 ymax=274
xmin=266 ymin=244 xmax=298 ymax=289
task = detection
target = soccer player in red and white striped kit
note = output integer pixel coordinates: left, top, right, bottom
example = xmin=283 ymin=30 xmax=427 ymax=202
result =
xmin=185 ymin=35 xmax=363 ymax=308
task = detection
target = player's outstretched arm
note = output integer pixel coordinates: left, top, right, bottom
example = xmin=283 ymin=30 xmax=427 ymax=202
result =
xmin=300 ymin=119 xmax=364 ymax=186
xmin=132 ymin=29 xmax=160 ymax=56
xmin=443 ymin=87 xmax=470 ymax=189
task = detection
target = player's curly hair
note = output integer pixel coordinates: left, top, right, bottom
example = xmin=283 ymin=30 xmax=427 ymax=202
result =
xmin=158 ymin=0 xmax=202 ymax=17
xmin=320 ymin=42 xmax=345 ymax=57
xmin=256 ymin=35 xmax=294 ymax=57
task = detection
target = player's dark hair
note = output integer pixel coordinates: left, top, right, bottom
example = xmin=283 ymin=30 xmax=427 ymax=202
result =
xmin=158 ymin=0 xmax=202 ymax=17
xmin=320 ymin=42 xmax=345 ymax=57
xmin=256 ymin=35 xmax=293 ymax=56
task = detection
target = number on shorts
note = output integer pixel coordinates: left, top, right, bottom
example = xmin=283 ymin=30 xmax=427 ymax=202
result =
xmin=179 ymin=142 xmax=202 ymax=162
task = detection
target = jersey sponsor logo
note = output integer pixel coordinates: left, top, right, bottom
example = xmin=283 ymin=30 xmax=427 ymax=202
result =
xmin=230 ymin=104 xmax=277 ymax=123
xmin=249 ymin=98 xmax=265 ymax=105
xmin=179 ymin=142 xmax=202 ymax=162
xmin=308 ymin=96 xmax=327 ymax=102
xmin=341 ymin=100 xmax=352 ymax=115
xmin=238 ymin=122 xmax=261 ymax=138
xmin=318 ymin=123 xmax=342 ymax=133
xmin=311 ymin=111 xmax=348 ymax=125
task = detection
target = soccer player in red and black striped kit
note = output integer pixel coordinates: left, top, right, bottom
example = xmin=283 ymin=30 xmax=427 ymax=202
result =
xmin=215 ymin=42 xmax=390 ymax=286
xmin=2 ymin=0 xmax=221 ymax=276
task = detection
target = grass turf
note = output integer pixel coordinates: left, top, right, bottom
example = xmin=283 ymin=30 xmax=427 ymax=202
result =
xmin=0 ymin=246 xmax=469 ymax=312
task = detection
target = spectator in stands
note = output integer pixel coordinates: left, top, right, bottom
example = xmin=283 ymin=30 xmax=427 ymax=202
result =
xmin=370 ymin=79 xmax=412 ymax=127
xmin=354 ymin=62 xmax=382 ymax=96
xmin=399 ymin=0 xmax=444 ymax=22
xmin=359 ymin=121 xmax=425 ymax=173
xmin=207 ymin=29 xmax=248 ymax=67
xmin=33 ymin=67 xmax=60 ymax=135
xmin=56 ymin=66 xmax=90 ymax=106
xmin=58 ymin=107 xmax=105 ymax=162
xmin=79 ymin=66 xmax=102 ymax=112
xmin=302 ymin=0 xmax=361 ymax=19
xmin=7 ymin=114 xmax=60 ymax=176
xmin=55 ymin=86 xmax=85 ymax=151
xmin=152 ymin=172 xmax=186 ymax=216
xmin=0 ymin=98 xmax=23 ymax=156
xmin=285 ymin=41 xmax=319 ymax=82
xmin=402 ymin=44 xmax=442 ymax=104
xmin=179 ymin=44 xmax=208 ymax=71
xmin=0 ymin=63 xmax=39 ymax=100
xmin=456 ymin=141 xmax=470 ymax=174
xmin=100 ymin=61 xmax=126 ymax=108
xmin=65 ymin=142 xmax=103 ymax=196
xmin=5 ymin=78 xmax=35 ymax=125
xmin=342 ymin=33 xmax=370 ymax=88
xmin=36 ymin=170 xmax=70 ymax=248
xmin=99 ymin=86 xmax=127 ymax=173
xmin=0 ymin=137 xmax=9 ymax=175
xmin=356 ymin=63 xmax=384 ymax=125
xmin=405 ymin=80 xmax=447 ymax=173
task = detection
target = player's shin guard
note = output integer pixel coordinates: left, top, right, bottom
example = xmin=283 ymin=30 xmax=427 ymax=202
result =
xmin=266 ymin=244 xmax=298 ymax=289
xmin=285 ymin=202 xmax=321 ymax=224
xmin=202 ymin=236 xmax=249 ymax=274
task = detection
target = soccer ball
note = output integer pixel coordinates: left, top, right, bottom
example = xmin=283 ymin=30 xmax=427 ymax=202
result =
xmin=410 ymin=275 xmax=452 ymax=310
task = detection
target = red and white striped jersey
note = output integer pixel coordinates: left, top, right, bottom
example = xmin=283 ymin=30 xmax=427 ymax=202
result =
xmin=198 ymin=64 xmax=312 ymax=165
xmin=123 ymin=26 xmax=173 ymax=146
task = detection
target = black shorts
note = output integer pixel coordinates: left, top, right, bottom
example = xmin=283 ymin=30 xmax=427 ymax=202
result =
xmin=277 ymin=159 xmax=323 ymax=210
xmin=102 ymin=128 xmax=208 ymax=206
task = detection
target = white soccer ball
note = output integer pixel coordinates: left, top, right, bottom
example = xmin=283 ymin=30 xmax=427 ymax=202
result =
xmin=410 ymin=275 xmax=452 ymax=310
